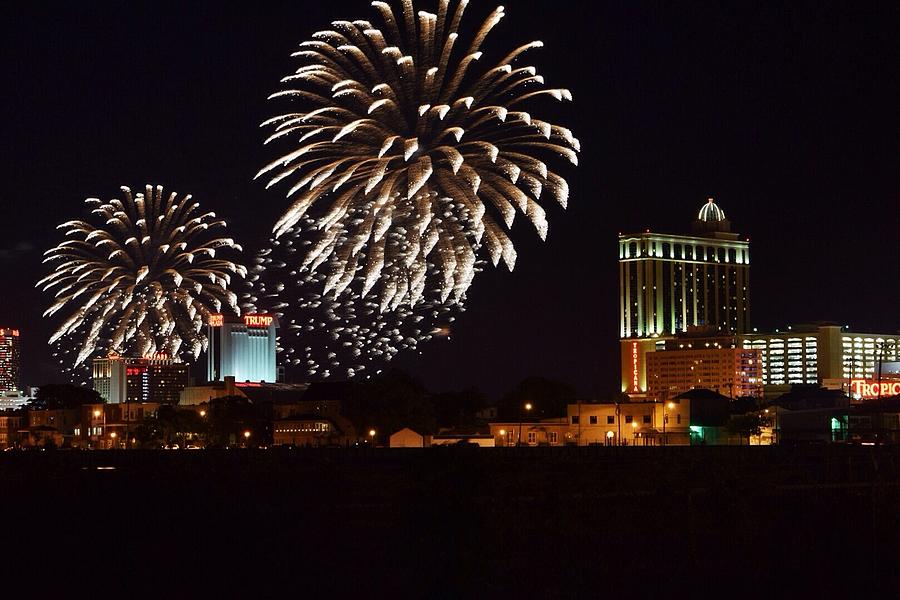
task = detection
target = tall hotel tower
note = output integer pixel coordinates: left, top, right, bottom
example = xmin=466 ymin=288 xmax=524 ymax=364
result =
xmin=619 ymin=199 xmax=750 ymax=394
xmin=0 ymin=328 xmax=21 ymax=392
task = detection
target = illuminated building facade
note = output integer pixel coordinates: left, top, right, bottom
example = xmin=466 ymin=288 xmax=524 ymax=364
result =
xmin=92 ymin=354 xmax=190 ymax=404
xmin=619 ymin=199 xmax=749 ymax=339
xmin=646 ymin=344 xmax=762 ymax=401
xmin=0 ymin=328 xmax=21 ymax=392
xmin=740 ymin=324 xmax=900 ymax=398
xmin=206 ymin=314 xmax=279 ymax=383
xmin=619 ymin=199 xmax=750 ymax=393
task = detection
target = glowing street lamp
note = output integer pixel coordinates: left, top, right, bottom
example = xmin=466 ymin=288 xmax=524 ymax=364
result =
xmin=499 ymin=429 xmax=507 ymax=447
xmin=92 ymin=408 xmax=107 ymax=449
xmin=368 ymin=429 xmax=376 ymax=448
xmin=199 ymin=410 xmax=207 ymax=418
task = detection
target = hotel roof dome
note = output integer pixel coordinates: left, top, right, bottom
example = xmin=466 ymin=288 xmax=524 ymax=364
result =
xmin=698 ymin=198 xmax=726 ymax=222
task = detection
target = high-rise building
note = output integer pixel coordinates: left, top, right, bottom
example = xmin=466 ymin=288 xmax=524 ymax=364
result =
xmin=206 ymin=313 xmax=279 ymax=383
xmin=92 ymin=353 xmax=190 ymax=404
xmin=0 ymin=328 xmax=21 ymax=393
xmin=619 ymin=199 xmax=750 ymax=393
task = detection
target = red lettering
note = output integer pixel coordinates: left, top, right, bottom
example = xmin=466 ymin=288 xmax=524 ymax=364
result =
xmin=244 ymin=314 xmax=274 ymax=328
xmin=851 ymin=379 xmax=900 ymax=399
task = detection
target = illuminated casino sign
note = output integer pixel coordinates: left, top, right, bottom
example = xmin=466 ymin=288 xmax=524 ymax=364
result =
xmin=632 ymin=341 xmax=641 ymax=393
xmin=244 ymin=314 xmax=274 ymax=328
xmin=208 ymin=314 xmax=224 ymax=327
xmin=851 ymin=379 xmax=900 ymax=399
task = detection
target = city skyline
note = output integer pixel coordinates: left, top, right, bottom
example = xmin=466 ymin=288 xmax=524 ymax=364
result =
xmin=1 ymin=1 xmax=897 ymax=399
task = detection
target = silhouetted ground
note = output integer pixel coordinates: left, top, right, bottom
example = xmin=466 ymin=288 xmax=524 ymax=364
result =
xmin=3 ymin=446 xmax=899 ymax=595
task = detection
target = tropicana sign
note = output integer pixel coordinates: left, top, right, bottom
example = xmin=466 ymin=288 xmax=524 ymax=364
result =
xmin=851 ymin=379 xmax=900 ymax=399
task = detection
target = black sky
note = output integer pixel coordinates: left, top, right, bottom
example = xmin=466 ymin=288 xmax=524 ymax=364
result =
xmin=2 ymin=0 xmax=897 ymax=399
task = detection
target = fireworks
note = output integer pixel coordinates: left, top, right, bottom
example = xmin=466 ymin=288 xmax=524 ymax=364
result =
xmin=39 ymin=184 xmax=247 ymax=367
xmin=245 ymin=217 xmax=470 ymax=379
xmin=257 ymin=0 xmax=579 ymax=310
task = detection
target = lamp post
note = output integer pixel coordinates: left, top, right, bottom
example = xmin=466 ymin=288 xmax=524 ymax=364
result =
xmin=517 ymin=403 xmax=532 ymax=447
xmin=631 ymin=420 xmax=637 ymax=446
xmin=663 ymin=402 xmax=674 ymax=446
xmin=499 ymin=429 xmax=506 ymax=447
xmin=243 ymin=430 xmax=251 ymax=448
xmin=109 ymin=431 xmax=118 ymax=449
xmin=198 ymin=410 xmax=207 ymax=447
xmin=93 ymin=408 xmax=106 ymax=449
xmin=368 ymin=429 xmax=376 ymax=448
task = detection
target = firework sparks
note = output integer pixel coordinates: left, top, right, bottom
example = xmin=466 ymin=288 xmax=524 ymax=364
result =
xmin=244 ymin=217 xmax=469 ymax=379
xmin=257 ymin=0 xmax=579 ymax=311
xmin=39 ymin=184 xmax=247 ymax=367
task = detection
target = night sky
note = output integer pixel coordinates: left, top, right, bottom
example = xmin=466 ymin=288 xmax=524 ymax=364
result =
xmin=2 ymin=1 xmax=897 ymax=399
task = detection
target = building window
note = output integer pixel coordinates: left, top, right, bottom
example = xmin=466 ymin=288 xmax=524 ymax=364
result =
xmin=589 ymin=415 xmax=597 ymax=425
xmin=676 ymin=414 xmax=682 ymax=424
xmin=548 ymin=432 xmax=558 ymax=444
xmin=527 ymin=432 xmax=536 ymax=444
xmin=607 ymin=415 xmax=615 ymax=424
xmin=625 ymin=415 xmax=633 ymax=424
xmin=643 ymin=415 xmax=651 ymax=424
xmin=571 ymin=415 xmax=579 ymax=424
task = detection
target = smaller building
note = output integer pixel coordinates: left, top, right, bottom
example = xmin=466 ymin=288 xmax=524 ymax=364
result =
xmin=430 ymin=433 xmax=495 ymax=447
xmin=0 ymin=410 xmax=25 ymax=449
xmin=272 ymin=416 xmax=341 ymax=447
xmin=390 ymin=428 xmax=425 ymax=448
xmin=489 ymin=418 xmax=571 ymax=447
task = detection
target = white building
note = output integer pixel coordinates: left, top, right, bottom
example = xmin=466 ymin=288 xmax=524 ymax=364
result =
xmin=206 ymin=314 xmax=278 ymax=384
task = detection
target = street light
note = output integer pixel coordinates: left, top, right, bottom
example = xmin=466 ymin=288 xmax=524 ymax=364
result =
xmin=93 ymin=408 xmax=106 ymax=449
xmin=499 ymin=429 xmax=507 ymax=447
xmin=663 ymin=402 xmax=675 ymax=446
xmin=110 ymin=431 xmax=118 ymax=449
xmin=243 ymin=430 xmax=251 ymax=448
xmin=631 ymin=420 xmax=637 ymax=446
xmin=518 ymin=403 xmax=533 ymax=447
xmin=199 ymin=410 xmax=207 ymax=418
xmin=369 ymin=429 xmax=376 ymax=448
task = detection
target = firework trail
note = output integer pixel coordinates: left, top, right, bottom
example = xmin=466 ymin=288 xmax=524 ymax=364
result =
xmin=39 ymin=184 xmax=246 ymax=369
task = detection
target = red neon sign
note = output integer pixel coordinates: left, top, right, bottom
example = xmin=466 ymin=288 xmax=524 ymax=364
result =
xmin=632 ymin=342 xmax=641 ymax=393
xmin=244 ymin=314 xmax=274 ymax=328
xmin=208 ymin=314 xmax=224 ymax=327
xmin=851 ymin=379 xmax=900 ymax=399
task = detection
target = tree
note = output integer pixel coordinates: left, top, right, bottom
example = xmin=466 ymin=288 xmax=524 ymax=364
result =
xmin=343 ymin=370 xmax=436 ymax=440
xmin=432 ymin=388 xmax=487 ymax=430
xmin=727 ymin=414 xmax=764 ymax=445
xmin=497 ymin=377 xmax=576 ymax=421
xmin=207 ymin=396 xmax=269 ymax=446
xmin=30 ymin=384 xmax=102 ymax=410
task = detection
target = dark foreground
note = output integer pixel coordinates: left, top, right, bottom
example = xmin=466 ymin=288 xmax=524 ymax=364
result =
xmin=3 ymin=445 xmax=899 ymax=595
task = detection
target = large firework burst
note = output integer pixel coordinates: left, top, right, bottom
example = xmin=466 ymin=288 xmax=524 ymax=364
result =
xmin=257 ymin=0 xmax=579 ymax=310
xmin=39 ymin=184 xmax=247 ymax=367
